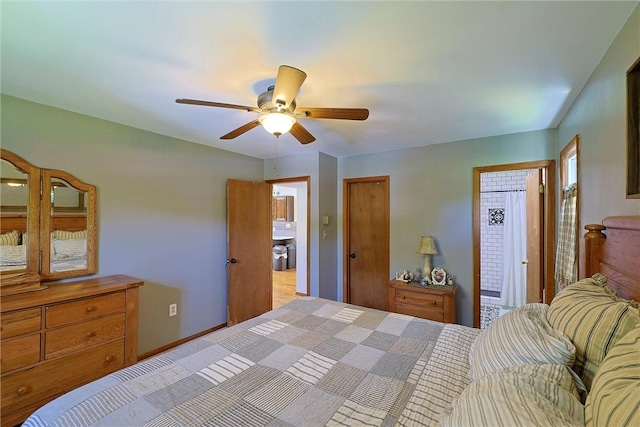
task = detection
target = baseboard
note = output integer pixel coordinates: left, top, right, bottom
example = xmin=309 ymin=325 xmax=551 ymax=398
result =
xmin=295 ymin=292 xmax=307 ymax=297
xmin=138 ymin=323 xmax=227 ymax=361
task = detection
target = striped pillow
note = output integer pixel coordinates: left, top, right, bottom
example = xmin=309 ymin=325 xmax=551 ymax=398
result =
xmin=468 ymin=303 xmax=576 ymax=381
xmin=547 ymin=274 xmax=640 ymax=391
xmin=53 ymin=229 xmax=87 ymax=240
xmin=585 ymin=328 xmax=640 ymax=427
xmin=440 ymin=364 xmax=584 ymax=427
xmin=0 ymin=229 xmax=21 ymax=246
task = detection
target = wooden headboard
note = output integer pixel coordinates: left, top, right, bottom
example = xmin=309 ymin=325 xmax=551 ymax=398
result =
xmin=583 ymin=216 xmax=640 ymax=302
xmin=1 ymin=214 xmax=87 ymax=234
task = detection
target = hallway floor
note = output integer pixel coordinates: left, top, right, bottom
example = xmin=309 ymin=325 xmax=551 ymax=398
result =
xmin=273 ymin=268 xmax=299 ymax=309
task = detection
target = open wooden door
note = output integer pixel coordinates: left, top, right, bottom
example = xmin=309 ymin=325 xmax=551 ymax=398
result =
xmin=525 ymin=170 xmax=543 ymax=303
xmin=227 ymin=179 xmax=272 ymax=326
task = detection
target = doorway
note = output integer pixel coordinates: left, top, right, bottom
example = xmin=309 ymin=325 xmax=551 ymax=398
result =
xmin=267 ymin=177 xmax=310 ymax=308
xmin=472 ymin=161 xmax=555 ymax=329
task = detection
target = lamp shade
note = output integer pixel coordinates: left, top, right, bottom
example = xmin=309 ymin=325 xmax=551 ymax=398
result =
xmin=259 ymin=113 xmax=296 ymax=136
xmin=417 ymin=236 xmax=437 ymax=255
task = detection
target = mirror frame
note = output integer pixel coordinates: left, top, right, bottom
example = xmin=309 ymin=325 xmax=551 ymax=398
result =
xmin=0 ymin=149 xmax=44 ymax=294
xmin=40 ymin=169 xmax=97 ymax=281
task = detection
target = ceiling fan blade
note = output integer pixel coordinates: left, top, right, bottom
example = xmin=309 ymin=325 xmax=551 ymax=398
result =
xmin=176 ymin=98 xmax=259 ymax=113
xmin=295 ymin=107 xmax=369 ymax=121
xmin=289 ymin=121 xmax=316 ymax=145
xmin=272 ymin=65 xmax=307 ymax=109
xmin=220 ymin=120 xmax=261 ymax=139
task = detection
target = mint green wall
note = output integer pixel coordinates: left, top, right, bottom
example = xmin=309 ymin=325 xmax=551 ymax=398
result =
xmin=1 ymin=95 xmax=264 ymax=354
xmin=557 ymin=4 xmax=640 ymax=226
xmin=338 ymin=130 xmax=556 ymax=327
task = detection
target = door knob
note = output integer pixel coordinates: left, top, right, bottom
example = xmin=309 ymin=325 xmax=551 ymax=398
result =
xmin=521 ymin=260 xmax=529 ymax=265
xmin=350 ymin=253 xmax=356 ymax=259
xmin=226 ymin=258 xmax=238 ymax=266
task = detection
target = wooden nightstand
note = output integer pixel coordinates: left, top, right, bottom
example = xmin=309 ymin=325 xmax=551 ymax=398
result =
xmin=387 ymin=279 xmax=457 ymax=323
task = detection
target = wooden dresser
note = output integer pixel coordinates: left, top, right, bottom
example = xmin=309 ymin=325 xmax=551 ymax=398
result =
xmin=387 ymin=279 xmax=457 ymax=323
xmin=0 ymin=275 xmax=143 ymax=426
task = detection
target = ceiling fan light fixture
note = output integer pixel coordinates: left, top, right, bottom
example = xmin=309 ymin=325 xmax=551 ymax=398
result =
xmin=259 ymin=113 xmax=296 ymax=136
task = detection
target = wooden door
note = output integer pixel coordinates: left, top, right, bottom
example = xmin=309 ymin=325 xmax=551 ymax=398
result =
xmin=227 ymin=179 xmax=272 ymax=326
xmin=525 ymin=170 xmax=543 ymax=303
xmin=344 ymin=176 xmax=390 ymax=310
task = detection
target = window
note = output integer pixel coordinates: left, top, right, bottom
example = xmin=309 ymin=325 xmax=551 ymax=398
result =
xmin=560 ymin=135 xmax=579 ymax=190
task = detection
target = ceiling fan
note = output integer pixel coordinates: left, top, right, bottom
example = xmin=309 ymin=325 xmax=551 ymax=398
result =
xmin=176 ymin=65 xmax=369 ymax=144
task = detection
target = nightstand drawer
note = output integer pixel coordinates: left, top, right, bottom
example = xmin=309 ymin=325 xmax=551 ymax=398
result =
xmin=395 ymin=289 xmax=443 ymax=309
xmin=395 ymin=303 xmax=444 ymax=322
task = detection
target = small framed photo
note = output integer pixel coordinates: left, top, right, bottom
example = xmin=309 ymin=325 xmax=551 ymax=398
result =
xmin=431 ymin=267 xmax=447 ymax=285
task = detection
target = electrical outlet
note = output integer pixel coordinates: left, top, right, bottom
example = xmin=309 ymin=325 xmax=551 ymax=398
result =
xmin=169 ymin=303 xmax=177 ymax=317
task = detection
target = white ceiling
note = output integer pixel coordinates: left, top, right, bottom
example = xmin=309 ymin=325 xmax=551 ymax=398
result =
xmin=2 ymin=1 xmax=637 ymax=160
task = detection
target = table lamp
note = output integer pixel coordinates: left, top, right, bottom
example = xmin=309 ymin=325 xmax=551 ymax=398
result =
xmin=417 ymin=236 xmax=437 ymax=275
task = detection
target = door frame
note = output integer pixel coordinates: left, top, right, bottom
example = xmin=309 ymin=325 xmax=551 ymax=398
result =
xmin=472 ymin=160 xmax=555 ymax=328
xmin=266 ymin=176 xmax=311 ymax=297
xmin=342 ymin=175 xmax=390 ymax=304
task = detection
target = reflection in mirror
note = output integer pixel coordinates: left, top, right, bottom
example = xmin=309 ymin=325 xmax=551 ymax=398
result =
xmin=50 ymin=177 xmax=89 ymax=273
xmin=0 ymin=159 xmax=29 ymax=272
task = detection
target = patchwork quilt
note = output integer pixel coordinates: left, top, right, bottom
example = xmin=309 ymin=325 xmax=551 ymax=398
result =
xmin=24 ymin=297 xmax=479 ymax=427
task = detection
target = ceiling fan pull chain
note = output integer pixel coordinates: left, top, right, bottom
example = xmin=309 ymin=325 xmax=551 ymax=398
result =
xmin=273 ymin=138 xmax=279 ymax=177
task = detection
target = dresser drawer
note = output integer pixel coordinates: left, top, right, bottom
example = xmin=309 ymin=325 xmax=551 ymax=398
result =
xmin=1 ymin=339 xmax=124 ymax=415
xmin=45 ymin=292 xmax=125 ymax=328
xmin=1 ymin=334 xmax=41 ymax=372
xmin=45 ymin=313 xmax=125 ymax=360
xmin=1 ymin=308 xmax=41 ymax=339
xmin=395 ymin=289 xmax=444 ymax=309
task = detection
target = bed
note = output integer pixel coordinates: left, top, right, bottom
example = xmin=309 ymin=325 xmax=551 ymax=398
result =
xmin=22 ymin=216 xmax=640 ymax=427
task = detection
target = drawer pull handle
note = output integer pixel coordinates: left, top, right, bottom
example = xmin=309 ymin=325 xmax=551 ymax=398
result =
xmin=431 ymin=300 xmax=437 ymax=305
xmin=401 ymin=295 xmax=406 ymax=299
xmin=86 ymin=306 xmax=97 ymax=313
xmin=86 ymin=331 xmax=97 ymax=339
xmin=17 ymin=387 xmax=29 ymax=396
xmin=105 ymin=355 xmax=114 ymax=363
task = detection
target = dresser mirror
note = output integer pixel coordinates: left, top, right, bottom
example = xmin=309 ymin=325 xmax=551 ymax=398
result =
xmin=40 ymin=169 xmax=97 ymax=280
xmin=0 ymin=153 xmax=39 ymax=276
xmin=0 ymin=149 xmax=97 ymax=294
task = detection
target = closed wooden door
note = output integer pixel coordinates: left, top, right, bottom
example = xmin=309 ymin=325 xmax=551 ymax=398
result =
xmin=227 ymin=179 xmax=272 ymax=326
xmin=344 ymin=176 xmax=390 ymax=310
xmin=525 ymin=170 xmax=543 ymax=303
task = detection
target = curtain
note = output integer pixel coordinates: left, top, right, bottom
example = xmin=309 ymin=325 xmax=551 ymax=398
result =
xmin=555 ymin=183 xmax=578 ymax=290
xmin=500 ymin=191 xmax=527 ymax=309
